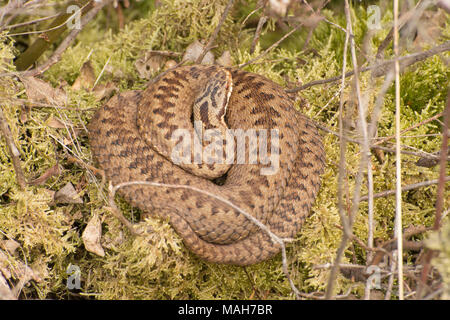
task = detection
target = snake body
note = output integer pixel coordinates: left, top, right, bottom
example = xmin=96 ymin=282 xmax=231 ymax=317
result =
xmin=88 ymin=65 xmax=325 ymax=265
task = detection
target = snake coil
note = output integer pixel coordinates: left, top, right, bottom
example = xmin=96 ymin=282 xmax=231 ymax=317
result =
xmin=88 ymin=64 xmax=325 ymax=265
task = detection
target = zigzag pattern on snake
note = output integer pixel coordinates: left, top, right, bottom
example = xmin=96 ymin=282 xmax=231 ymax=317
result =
xmin=88 ymin=64 xmax=325 ymax=266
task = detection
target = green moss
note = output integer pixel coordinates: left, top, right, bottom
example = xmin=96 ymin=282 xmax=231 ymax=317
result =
xmin=44 ymin=0 xmax=240 ymax=87
xmin=0 ymin=1 xmax=448 ymax=299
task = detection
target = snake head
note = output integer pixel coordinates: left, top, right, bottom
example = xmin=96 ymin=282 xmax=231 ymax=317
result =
xmin=193 ymin=69 xmax=233 ymax=130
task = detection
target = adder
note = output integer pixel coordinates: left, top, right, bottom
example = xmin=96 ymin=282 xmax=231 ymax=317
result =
xmin=88 ymin=64 xmax=325 ymax=266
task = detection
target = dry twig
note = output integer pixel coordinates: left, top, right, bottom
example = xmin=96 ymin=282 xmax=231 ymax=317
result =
xmin=238 ymin=21 xmax=305 ymax=68
xmin=393 ymin=0 xmax=404 ymax=299
xmin=0 ymin=106 xmax=26 ymax=189
xmin=286 ymin=41 xmax=450 ymax=92
xmin=417 ymin=90 xmax=450 ymax=299
xmin=325 ymin=0 xmax=357 ymax=299
xmin=195 ymin=0 xmax=235 ymax=64
xmin=22 ymin=0 xmax=112 ymax=77
xmin=13 ymin=0 xmax=93 ymax=71
xmin=250 ymin=13 xmax=268 ymax=54
xmin=360 ymin=177 xmax=450 ymax=202
xmin=374 ymin=112 xmax=444 ymax=146
xmin=316 ymin=123 xmax=445 ymax=161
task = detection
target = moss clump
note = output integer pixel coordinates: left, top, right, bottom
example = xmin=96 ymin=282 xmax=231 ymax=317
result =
xmin=44 ymin=0 xmax=241 ymax=87
xmin=0 ymin=1 xmax=448 ymax=299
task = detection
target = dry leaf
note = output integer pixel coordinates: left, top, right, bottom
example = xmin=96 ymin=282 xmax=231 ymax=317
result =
xmin=216 ymin=50 xmax=232 ymax=67
xmin=0 ymin=254 xmax=11 ymax=279
xmin=62 ymin=137 xmax=73 ymax=146
xmin=373 ymin=149 xmax=385 ymax=164
xmin=415 ymin=156 xmax=439 ymax=168
xmin=92 ymin=82 xmax=118 ymax=101
xmin=135 ymin=52 xmax=166 ymax=79
xmin=82 ymin=214 xmax=105 ymax=257
xmin=20 ymin=76 xmax=67 ymax=106
xmin=42 ymin=188 xmax=55 ymax=199
xmin=0 ymin=273 xmax=16 ymax=300
xmin=104 ymin=63 xmax=125 ymax=78
xmin=46 ymin=115 xmax=73 ymax=129
xmin=72 ymin=61 xmax=96 ymax=91
xmin=72 ymin=211 xmax=83 ymax=221
xmin=29 ymin=164 xmax=61 ymax=186
xmin=46 ymin=115 xmax=79 ymax=147
xmin=0 ymin=250 xmax=41 ymax=298
xmin=11 ymin=259 xmax=42 ymax=283
xmin=19 ymin=106 xmax=30 ymax=124
xmin=54 ymin=182 xmax=83 ymax=204
xmin=102 ymin=229 xmax=124 ymax=249
xmin=182 ymin=40 xmax=214 ymax=65
xmin=1 ymin=240 xmax=20 ymax=255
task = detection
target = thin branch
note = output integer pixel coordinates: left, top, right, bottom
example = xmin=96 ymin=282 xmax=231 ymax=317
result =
xmin=21 ymin=0 xmax=111 ymax=77
xmin=286 ymin=41 xmax=450 ymax=92
xmin=93 ymin=56 xmax=111 ymax=89
xmin=432 ymin=93 xmax=450 ymax=232
xmin=250 ymin=14 xmax=268 ymax=54
xmin=361 ymin=49 xmax=392 ymax=302
xmin=417 ymin=90 xmax=450 ymax=299
xmin=0 ymin=0 xmax=25 ymax=27
xmin=145 ymin=50 xmax=182 ymax=58
xmin=299 ymin=0 xmax=329 ymax=53
xmin=6 ymin=4 xmax=84 ymax=37
xmin=13 ymin=0 xmax=93 ymax=71
xmin=314 ymin=84 xmax=343 ymax=117
xmin=241 ymin=3 xmax=264 ymax=26
xmin=0 ymin=106 xmax=26 ymax=189
xmin=336 ymin=0 xmax=351 ymax=262
xmin=374 ymin=112 xmax=443 ymax=146
xmin=315 ymin=123 xmax=445 ymax=161
xmin=238 ymin=21 xmax=305 ymax=68
xmin=360 ymin=177 xmax=450 ymax=202
xmin=375 ymin=0 xmax=427 ymax=60
xmin=248 ymin=0 xmax=268 ymax=55
xmin=326 ymin=0 xmax=356 ymax=299
xmin=195 ymin=0 xmax=234 ymax=64
xmin=363 ymin=68 xmax=396 ymax=295
xmin=0 ymin=97 xmax=97 ymax=110
xmin=393 ymin=0 xmax=404 ymax=300
xmin=67 ymin=155 xmax=105 ymax=180
xmin=3 ymin=12 xmax=59 ymax=30
xmin=376 ymin=225 xmax=432 ymax=254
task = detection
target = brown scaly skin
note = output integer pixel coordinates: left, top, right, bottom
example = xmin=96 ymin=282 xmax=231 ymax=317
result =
xmin=88 ymin=65 xmax=325 ymax=266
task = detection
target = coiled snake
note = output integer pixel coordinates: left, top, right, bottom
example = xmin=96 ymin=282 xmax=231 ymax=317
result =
xmin=88 ymin=65 xmax=325 ymax=266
